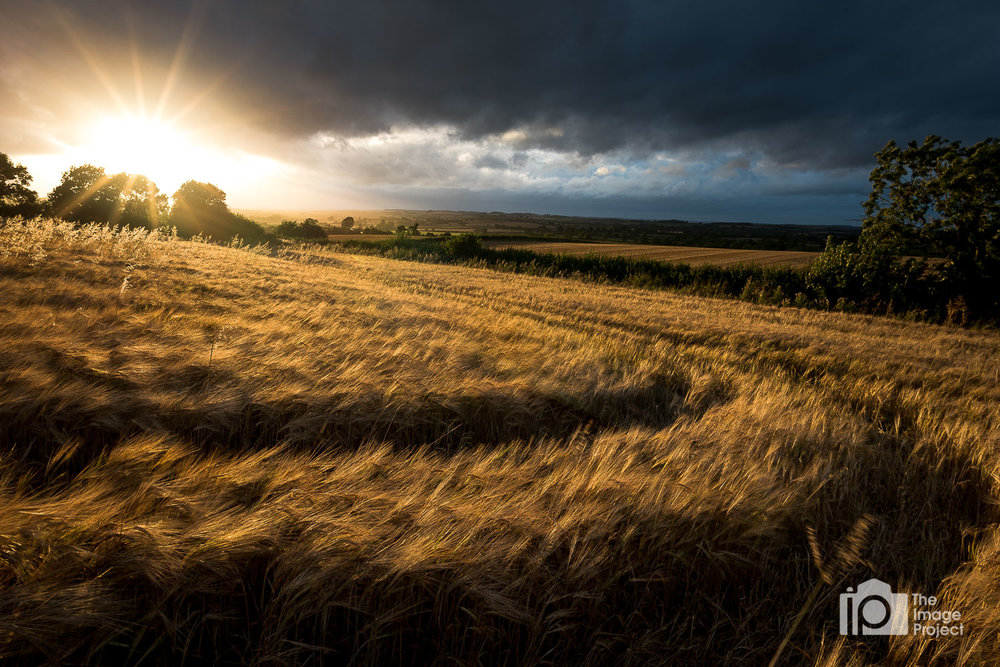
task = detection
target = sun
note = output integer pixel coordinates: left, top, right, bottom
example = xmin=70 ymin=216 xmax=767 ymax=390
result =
xmin=83 ymin=114 xmax=195 ymax=191
xmin=81 ymin=113 xmax=248 ymax=195
xmin=72 ymin=112 xmax=282 ymax=199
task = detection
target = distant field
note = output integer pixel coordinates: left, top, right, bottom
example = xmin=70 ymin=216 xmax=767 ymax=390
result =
xmin=1 ymin=221 xmax=998 ymax=665
xmin=486 ymin=239 xmax=819 ymax=267
xmin=319 ymin=232 xmax=390 ymax=242
xmin=237 ymin=208 xmax=861 ymax=253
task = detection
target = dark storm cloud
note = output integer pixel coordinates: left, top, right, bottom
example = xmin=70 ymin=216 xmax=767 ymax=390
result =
xmin=222 ymin=0 xmax=1000 ymax=168
xmin=2 ymin=0 xmax=998 ymax=172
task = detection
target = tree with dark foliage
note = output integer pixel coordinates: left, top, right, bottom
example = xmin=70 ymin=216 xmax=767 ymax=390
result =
xmin=300 ymin=218 xmax=327 ymax=238
xmin=47 ymin=165 xmax=120 ymax=224
xmin=171 ymin=180 xmax=268 ymax=242
xmin=170 ymin=180 xmax=228 ymax=236
xmin=117 ymin=174 xmax=168 ymax=229
xmin=863 ymin=136 xmax=999 ymax=318
xmin=811 ymin=136 xmax=999 ymax=322
xmin=0 ymin=152 xmax=41 ymax=221
xmin=47 ymin=165 xmax=168 ymax=229
xmin=276 ymin=219 xmax=300 ymax=237
xmin=276 ymin=218 xmax=327 ymax=239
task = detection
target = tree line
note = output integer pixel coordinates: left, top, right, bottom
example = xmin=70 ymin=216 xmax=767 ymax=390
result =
xmin=3 ymin=136 xmax=998 ymax=323
xmin=0 ymin=156 xmax=270 ymax=242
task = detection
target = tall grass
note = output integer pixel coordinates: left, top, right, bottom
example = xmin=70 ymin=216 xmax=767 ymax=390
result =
xmin=1 ymin=221 xmax=998 ymax=664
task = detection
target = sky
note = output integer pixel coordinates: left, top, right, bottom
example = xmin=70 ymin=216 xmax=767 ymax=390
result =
xmin=1 ymin=1 xmax=998 ymax=225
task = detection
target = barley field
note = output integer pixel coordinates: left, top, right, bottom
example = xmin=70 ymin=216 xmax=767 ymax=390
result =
xmin=1 ymin=220 xmax=998 ymax=665
xmin=319 ymin=233 xmax=391 ymax=242
xmin=486 ymin=240 xmax=820 ymax=267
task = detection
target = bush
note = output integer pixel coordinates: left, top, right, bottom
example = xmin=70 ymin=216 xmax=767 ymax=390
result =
xmin=276 ymin=220 xmax=299 ymax=237
xmin=445 ymin=233 xmax=483 ymax=258
xmin=229 ymin=213 xmax=271 ymax=244
xmin=277 ymin=218 xmax=327 ymax=240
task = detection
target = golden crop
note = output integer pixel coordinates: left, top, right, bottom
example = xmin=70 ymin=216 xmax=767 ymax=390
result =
xmin=0 ymin=220 xmax=997 ymax=664
xmin=486 ymin=240 xmax=820 ymax=267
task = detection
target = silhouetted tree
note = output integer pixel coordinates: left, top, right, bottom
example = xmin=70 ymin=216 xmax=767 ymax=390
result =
xmin=170 ymin=180 xmax=227 ymax=236
xmin=275 ymin=218 xmax=326 ymax=239
xmin=47 ymin=165 xmax=120 ymax=224
xmin=118 ymin=174 xmax=169 ymax=229
xmin=0 ymin=152 xmax=41 ymax=220
xmin=46 ymin=165 xmax=166 ymax=228
xmin=340 ymin=216 xmax=355 ymax=231
xmin=170 ymin=180 xmax=267 ymax=242
xmin=276 ymin=219 xmax=300 ymax=237
xmin=299 ymin=218 xmax=327 ymax=239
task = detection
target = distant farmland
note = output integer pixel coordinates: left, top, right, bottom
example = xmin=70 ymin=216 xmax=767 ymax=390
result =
xmin=486 ymin=240 xmax=819 ymax=267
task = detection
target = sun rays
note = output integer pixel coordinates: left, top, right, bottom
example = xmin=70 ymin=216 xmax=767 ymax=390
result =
xmin=80 ymin=114 xmax=193 ymax=192
xmin=41 ymin=0 xmax=285 ymax=199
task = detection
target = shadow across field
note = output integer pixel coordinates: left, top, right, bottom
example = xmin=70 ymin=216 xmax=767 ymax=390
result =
xmin=1 ymin=358 xmax=706 ymax=486
xmin=0 ymin=422 xmax=992 ymax=666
